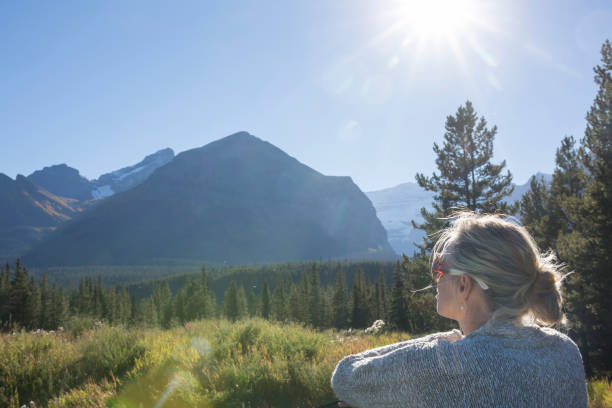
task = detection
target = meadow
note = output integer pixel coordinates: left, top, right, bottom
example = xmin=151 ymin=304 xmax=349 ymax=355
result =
xmin=1 ymin=318 xmax=610 ymax=408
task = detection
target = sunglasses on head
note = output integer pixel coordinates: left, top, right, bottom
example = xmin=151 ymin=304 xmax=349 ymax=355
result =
xmin=432 ymin=259 xmax=489 ymax=290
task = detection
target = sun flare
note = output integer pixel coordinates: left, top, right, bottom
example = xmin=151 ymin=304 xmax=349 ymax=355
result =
xmin=395 ymin=0 xmax=483 ymax=41
xmin=368 ymin=0 xmax=499 ymax=79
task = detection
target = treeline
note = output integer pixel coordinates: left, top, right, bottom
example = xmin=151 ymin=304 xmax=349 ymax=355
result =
xmin=0 ymin=261 xmax=215 ymax=330
xmin=218 ymin=259 xmax=451 ymax=333
xmin=126 ymin=261 xmax=396 ymax=301
xmin=0 ymin=258 xmax=451 ymax=334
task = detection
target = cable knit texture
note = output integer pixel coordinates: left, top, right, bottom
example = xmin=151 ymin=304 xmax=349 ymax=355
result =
xmin=331 ymin=319 xmax=587 ymax=407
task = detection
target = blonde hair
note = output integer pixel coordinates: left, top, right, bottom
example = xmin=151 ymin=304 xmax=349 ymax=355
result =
xmin=432 ymin=211 xmax=567 ymax=326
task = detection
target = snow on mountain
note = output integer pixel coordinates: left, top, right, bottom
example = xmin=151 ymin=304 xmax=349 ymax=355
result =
xmin=366 ymin=173 xmax=553 ymax=256
xmin=117 ymin=165 xmax=145 ymax=181
xmin=366 ymin=182 xmax=433 ymax=256
xmin=91 ymin=185 xmax=114 ymax=199
xmin=92 ymin=148 xmax=174 ymax=196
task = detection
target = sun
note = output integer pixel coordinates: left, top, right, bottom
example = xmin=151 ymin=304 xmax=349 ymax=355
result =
xmin=371 ymin=0 xmax=497 ymax=73
xmin=400 ymin=0 xmax=481 ymax=40
xmin=386 ymin=0 xmax=487 ymax=46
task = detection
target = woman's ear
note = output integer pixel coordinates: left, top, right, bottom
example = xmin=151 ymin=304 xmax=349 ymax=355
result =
xmin=459 ymin=275 xmax=473 ymax=297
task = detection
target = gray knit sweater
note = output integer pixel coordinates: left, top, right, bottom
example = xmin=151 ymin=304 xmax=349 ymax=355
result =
xmin=331 ymin=319 xmax=587 ymax=407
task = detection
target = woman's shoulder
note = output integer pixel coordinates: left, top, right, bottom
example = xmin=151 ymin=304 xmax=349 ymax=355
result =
xmin=460 ymin=320 xmax=584 ymax=364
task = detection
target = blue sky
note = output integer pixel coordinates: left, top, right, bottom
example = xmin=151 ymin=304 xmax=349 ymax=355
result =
xmin=1 ymin=0 xmax=610 ymax=191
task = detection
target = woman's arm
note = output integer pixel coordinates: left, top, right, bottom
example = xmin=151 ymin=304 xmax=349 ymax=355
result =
xmin=341 ymin=329 xmax=462 ymax=360
xmin=331 ymin=331 xmax=463 ymax=408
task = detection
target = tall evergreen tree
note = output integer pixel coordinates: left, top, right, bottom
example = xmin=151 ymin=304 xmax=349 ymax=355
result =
xmin=24 ymin=277 xmax=41 ymax=330
xmin=223 ymin=281 xmax=241 ymax=322
xmin=578 ymin=39 xmax=612 ymax=371
xmin=9 ymin=259 xmax=29 ymax=326
xmin=350 ymin=269 xmax=370 ymax=328
xmin=309 ymin=263 xmax=322 ymax=327
xmin=237 ymin=285 xmax=248 ymax=320
xmin=247 ymin=290 xmax=258 ymax=317
xmin=271 ymin=273 xmax=288 ymax=322
xmin=287 ymin=282 xmax=301 ymax=322
xmin=390 ymin=261 xmax=410 ymax=331
xmin=332 ymin=265 xmax=349 ymax=328
xmin=520 ymin=175 xmax=558 ymax=250
xmin=48 ymin=284 xmax=67 ymax=329
xmin=414 ymin=101 xmax=515 ymax=251
xmin=298 ymin=271 xmax=311 ymax=324
xmin=261 ymin=281 xmax=271 ymax=319
xmin=0 ymin=264 xmax=10 ymax=328
xmin=39 ymin=274 xmax=51 ymax=329
xmin=374 ymin=270 xmax=387 ymax=322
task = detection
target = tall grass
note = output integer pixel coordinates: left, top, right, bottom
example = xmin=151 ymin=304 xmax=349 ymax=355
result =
xmin=1 ymin=319 xmax=610 ymax=407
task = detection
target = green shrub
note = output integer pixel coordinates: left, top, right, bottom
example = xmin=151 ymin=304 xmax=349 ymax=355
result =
xmin=0 ymin=331 xmax=82 ymax=407
xmin=193 ymin=319 xmax=336 ymax=407
xmin=48 ymin=379 xmax=115 ymax=408
xmin=64 ymin=316 xmax=97 ymax=338
xmin=79 ymin=326 xmax=145 ymax=380
xmin=588 ymin=378 xmax=612 ymax=408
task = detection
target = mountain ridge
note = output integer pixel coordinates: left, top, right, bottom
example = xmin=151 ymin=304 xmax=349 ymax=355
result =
xmin=23 ymin=132 xmax=394 ymax=267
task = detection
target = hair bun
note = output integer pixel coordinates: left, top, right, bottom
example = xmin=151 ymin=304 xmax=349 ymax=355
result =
xmin=528 ymin=268 xmax=563 ymax=326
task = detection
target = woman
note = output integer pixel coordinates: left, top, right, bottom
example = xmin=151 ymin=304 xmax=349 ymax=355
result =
xmin=331 ymin=212 xmax=587 ymax=407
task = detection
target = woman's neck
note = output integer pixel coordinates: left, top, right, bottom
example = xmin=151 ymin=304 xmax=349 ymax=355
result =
xmin=459 ymin=307 xmax=492 ymax=335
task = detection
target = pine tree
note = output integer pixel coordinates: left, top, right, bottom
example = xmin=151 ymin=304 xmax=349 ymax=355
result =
xmin=68 ymin=283 xmax=78 ymax=316
xmin=24 ymin=277 xmax=41 ymax=330
xmin=374 ymin=270 xmax=387 ymax=322
xmin=39 ymin=274 xmax=51 ymax=329
xmin=271 ymin=273 xmax=288 ymax=322
xmin=48 ymin=284 xmax=67 ymax=329
xmin=414 ymin=101 xmax=515 ymax=251
xmin=298 ymin=271 xmax=311 ymax=324
xmin=553 ymin=40 xmax=612 ymax=375
xmin=520 ymin=175 xmax=558 ymax=250
xmin=105 ymin=287 xmax=117 ymax=324
xmin=223 ymin=281 xmax=236 ymax=322
xmin=261 ymin=281 xmax=271 ymax=320
xmin=174 ymin=290 xmax=186 ymax=323
xmin=0 ymin=263 xmax=10 ymax=328
xmin=579 ymin=39 xmax=612 ymax=371
xmin=152 ymin=282 xmax=173 ymax=328
xmin=237 ymin=285 xmax=248 ymax=320
xmin=350 ymin=269 xmax=370 ymax=328
xmin=520 ymin=42 xmax=612 ymax=376
xmin=88 ymin=275 xmax=101 ymax=319
xmin=9 ymin=259 xmax=29 ymax=327
xmin=287 ymin=282 xmax=301 ymax=322
xmin=322 ymin=287 xmax=334 ymax=328
xmin=247 ymin=290 xmax=258 ymax=317
xmin=117 ymin=286 xmax=131 ymax=324
xmin=390 ymin=261 xmax=410 ymax=331
xmin=309 ymin=263 xmax=322 ymax=327
xmin=332 ymin=265 xmax=349 ymax=328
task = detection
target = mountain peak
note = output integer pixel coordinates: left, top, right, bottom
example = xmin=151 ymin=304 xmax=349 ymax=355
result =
xmin=223 ymin=131 xmax=256 ymax=140
xmin=211 ymin=131 xmax=267 ymax=148
xmin=26 ymin=166 xmax=93 ymax=201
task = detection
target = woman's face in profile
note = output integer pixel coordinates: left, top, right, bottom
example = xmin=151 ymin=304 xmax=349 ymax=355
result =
xmin=436 ymin=274 xmax=458 ymax=320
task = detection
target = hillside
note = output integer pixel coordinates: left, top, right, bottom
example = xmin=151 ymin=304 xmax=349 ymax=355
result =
xmin=24 ymin=132 xmax=395 ymax=266
xmin=0 ymin=174 xmax=84 ymax=260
